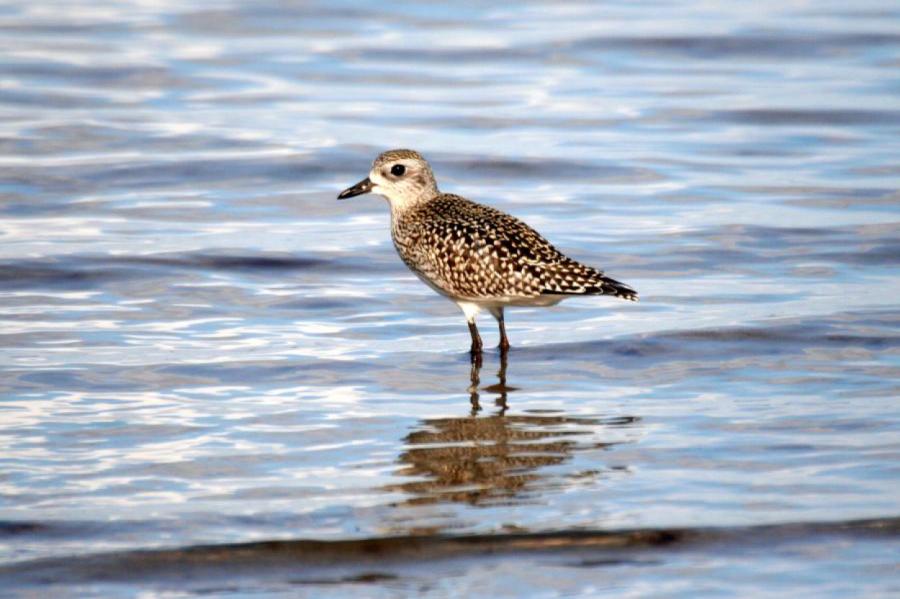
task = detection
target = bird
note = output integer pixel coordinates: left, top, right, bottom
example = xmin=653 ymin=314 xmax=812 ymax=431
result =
xmin=337 ymin=149 xmax=637 ymax=360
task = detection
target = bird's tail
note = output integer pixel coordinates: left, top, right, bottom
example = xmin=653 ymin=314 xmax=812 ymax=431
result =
xmin=583 ymin=275 xmax=638 ymax=302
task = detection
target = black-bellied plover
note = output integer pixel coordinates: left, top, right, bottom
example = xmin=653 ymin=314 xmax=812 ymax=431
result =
xmin=338 ymin=149 xmax=637 ymax=359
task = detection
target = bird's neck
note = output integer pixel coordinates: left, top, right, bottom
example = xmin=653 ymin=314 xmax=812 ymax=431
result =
xmin=387 ymin=189 xmax=438 ymax=219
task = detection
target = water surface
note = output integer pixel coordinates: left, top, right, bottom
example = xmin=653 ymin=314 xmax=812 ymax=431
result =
xmin=1 ymin=0 xmax=899 ymax=596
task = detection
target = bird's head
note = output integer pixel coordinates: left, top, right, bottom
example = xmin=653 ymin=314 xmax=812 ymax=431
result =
xmin=338 ymin=149 xmax=438 ymax=209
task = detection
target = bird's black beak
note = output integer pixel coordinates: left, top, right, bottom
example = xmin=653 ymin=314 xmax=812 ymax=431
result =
xmin=337 ymin=177 xmax=374 ymax=200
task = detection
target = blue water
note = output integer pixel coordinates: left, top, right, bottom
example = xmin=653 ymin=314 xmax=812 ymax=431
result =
xmin=1 ymin=0 xmax=899 ymax=596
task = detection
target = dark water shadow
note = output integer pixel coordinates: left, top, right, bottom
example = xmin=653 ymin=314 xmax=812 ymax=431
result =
xmin=0 ymin=251 xmax=398 ymax=290
xmin=1 ymin=517 xmax=896 ymax=591
xmin=512 ymin=308 xmax=900 ymax=366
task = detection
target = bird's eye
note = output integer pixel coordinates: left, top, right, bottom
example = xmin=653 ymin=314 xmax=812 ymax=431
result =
xmin=391 ymin=164 xmax=406 ymax=177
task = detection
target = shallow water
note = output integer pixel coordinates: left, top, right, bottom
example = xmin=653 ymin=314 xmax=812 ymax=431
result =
xmin=1 ymin=0 xmax=899 ymax=596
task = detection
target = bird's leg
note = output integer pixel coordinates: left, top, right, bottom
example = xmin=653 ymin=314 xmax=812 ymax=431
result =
xmin=492 ymin=307 xmax=511 ymax=354
xmin=468 ymin=320 xmax=483 ymax=365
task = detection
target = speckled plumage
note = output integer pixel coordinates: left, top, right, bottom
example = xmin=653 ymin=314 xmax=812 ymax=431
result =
xmin=392 ymin=193 xmax=637 ymax=303
xmin=338 ymin=149 xmax=638 ymax=356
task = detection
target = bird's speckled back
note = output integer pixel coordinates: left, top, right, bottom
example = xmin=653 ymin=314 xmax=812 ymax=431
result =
xmin=391 ymin=193 xmax=637 ymax=302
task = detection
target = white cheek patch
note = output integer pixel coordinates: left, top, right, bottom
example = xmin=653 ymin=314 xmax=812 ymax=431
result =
xmin=369 ymin=170 xmax=392 ymax=201
xmin=370 ymin=170 xmax=416 ymax=209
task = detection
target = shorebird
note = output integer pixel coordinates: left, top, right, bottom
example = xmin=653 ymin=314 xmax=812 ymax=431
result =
xmin=338 ymin=149 xmax=637 ymax=359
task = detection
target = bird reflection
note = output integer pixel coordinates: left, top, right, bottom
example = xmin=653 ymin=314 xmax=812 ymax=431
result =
xmin=387 ymin=353 xmax=638 ymax=506
xmin=468 ymin=349 xmax=515 ymax=415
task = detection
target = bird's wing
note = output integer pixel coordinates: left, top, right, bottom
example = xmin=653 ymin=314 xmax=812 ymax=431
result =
xmin=412 ymin=195 xmax=637 ymax=301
